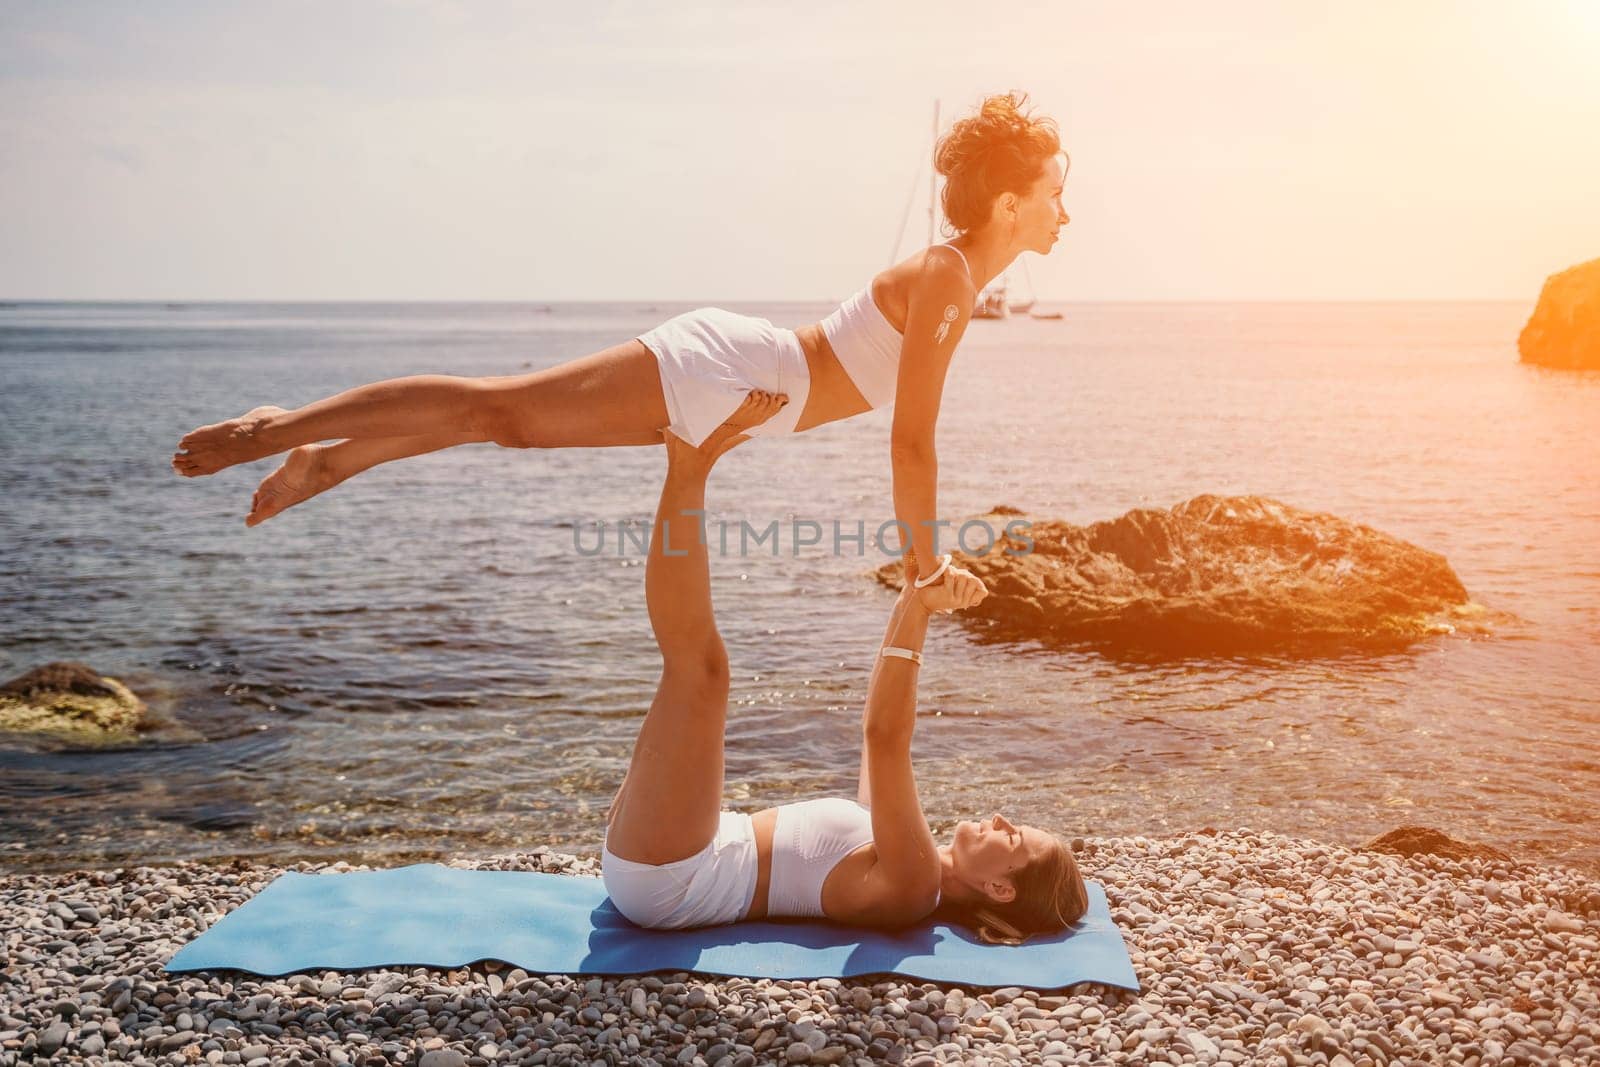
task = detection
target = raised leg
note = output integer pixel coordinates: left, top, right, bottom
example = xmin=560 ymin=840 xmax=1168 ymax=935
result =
xmin=602 ymin=391 xmax=787 ymax=865
xmin=172 ymin=339 xmax=671 ymax=477
xmin=245 ymin=430 xmax=499 ymax=527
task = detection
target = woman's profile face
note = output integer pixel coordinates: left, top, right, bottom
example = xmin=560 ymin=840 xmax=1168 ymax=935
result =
xmin=951 ymin=812 xmax=1047 ymax=899
xmin=1017 ymin=155 xmax=1070 ymax=256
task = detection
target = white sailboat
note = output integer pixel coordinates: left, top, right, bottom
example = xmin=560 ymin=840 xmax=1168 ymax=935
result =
xmin=1006 ymin=260 xmax=1064 ymax=319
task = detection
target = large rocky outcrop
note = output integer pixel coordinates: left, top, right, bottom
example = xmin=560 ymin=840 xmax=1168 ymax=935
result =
xmin=0 ymin=661 xmax=150 ymax=744
xmin=1519 ymin=257 xmax=1600 ymax=370
xmin=874 ymin=495 xmax=1479 ymax=657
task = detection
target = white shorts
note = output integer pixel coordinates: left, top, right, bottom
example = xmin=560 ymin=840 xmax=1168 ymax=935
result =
xmin=637 ymin=308 xmax=810 ymax=447
xmin=600 ymin=810 xmax=759 ymax=929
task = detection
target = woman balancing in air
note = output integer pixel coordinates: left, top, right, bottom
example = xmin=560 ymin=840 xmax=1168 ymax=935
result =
xmin=170 ymin=91 xmax=1070 ymax=588
xmin=606 ymin=391 xmax=1086 ymax=938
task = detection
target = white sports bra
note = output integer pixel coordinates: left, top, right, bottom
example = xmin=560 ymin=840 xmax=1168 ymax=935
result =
xmin=819 ymin=245 xmax=973 ymax=410
xmin=766 ymin=797 xmax=875 ymax=919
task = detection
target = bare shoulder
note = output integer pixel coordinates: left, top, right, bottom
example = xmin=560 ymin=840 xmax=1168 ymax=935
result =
xmin=909 ymin=246 xmax=976 ymax=310
xmin=881 ymin=245 xmax=970 ymax=288
xmin=871 ymin=247 xmax=972 ymax=335
xmin=922 ymin=244 xmax=975 ymax=280
xmin=824 ymin=846 xmax=940 ymax=928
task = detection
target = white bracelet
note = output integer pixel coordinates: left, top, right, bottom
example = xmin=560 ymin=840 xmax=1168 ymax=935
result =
xmin=912 ymin=553 xmax=952 ymax=589
xmin=880 ymin=646 xmax=924 ymax=665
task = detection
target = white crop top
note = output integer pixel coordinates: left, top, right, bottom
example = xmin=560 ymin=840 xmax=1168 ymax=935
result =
xmin=819 ymin=244 xmax=973 ymax=410
xmin=766 ymin=797 xmax=875 ymax=919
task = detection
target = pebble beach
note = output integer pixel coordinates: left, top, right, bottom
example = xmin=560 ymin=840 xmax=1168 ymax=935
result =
xmin=4 ymin=829 xmax=1597 ymax=1067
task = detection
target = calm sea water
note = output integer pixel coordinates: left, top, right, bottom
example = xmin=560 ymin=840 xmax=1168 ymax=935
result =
xmin=2 ymin=300 xmax=1597 ymax=877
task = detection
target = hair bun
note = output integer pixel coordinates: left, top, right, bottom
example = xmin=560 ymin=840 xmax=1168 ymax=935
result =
xmin=934 ymin=91 xmax=1063 ymax=235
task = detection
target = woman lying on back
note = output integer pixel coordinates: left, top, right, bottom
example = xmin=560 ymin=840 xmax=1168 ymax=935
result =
xmin=601 ymin=391 xmax=1088 ymax=942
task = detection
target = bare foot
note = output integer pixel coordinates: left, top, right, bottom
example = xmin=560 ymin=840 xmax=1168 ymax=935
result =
xmin=245 ymin=444 xmax=330 ymax=527
xmin=172 ymin=405 xmax=288 ymax=477
xmin=667 ymin=390 xmax=787 ymax=470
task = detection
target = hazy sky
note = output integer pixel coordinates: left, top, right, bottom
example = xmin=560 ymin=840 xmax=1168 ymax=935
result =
xmin=2 ymin=0 xmax=1598 ymax=301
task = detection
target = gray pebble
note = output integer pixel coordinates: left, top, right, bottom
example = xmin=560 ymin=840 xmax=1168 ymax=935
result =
xmin=39 ymin=1020 xmax=71 ymax=1054
xmin=418 ymin=1051 xmax=467 ymax=1067
xmin=0 ymin=837 xmax=1592 ymax=1066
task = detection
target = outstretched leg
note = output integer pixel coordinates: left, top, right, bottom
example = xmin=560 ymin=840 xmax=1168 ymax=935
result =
xmin=173 ymin=339 xmax=671 ymax=477
xmin=602 ymin=391 xmax=787 ymax=865
xmin=245 ymin=430 xmax=497 ymax=527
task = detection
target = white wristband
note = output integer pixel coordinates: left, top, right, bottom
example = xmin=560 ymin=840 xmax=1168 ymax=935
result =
xmin=880 ymin=646 xmax=924 ymax=665
xmin=912 ymin=553 xmax=952 ymax=589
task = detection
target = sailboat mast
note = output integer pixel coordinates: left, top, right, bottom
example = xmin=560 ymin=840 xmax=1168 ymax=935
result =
xmin=928 ymin=100 xmax=939 ymax=246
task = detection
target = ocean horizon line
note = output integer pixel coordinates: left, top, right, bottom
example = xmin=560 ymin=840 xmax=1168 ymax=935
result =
xmin=0 ymin=296 xmax=1532 ymax=307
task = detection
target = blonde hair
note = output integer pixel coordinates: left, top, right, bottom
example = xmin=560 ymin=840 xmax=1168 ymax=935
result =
xmin=939 ymin=834 xmax=1088 ymax=946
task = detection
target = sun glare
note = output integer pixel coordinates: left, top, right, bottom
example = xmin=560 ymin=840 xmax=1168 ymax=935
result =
xmin=1563 ymin=0 xmax=1600 ymax=35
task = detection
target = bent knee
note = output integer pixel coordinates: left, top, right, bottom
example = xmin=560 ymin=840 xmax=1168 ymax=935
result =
xmin=662 ymin=649 xmax=730 ymax=695
xmin=692 ymin=651 xmax=731 ymax=692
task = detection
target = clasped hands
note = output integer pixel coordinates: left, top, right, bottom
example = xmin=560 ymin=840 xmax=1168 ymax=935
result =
xmin=902 ymin=553 xmax=989 ymax=615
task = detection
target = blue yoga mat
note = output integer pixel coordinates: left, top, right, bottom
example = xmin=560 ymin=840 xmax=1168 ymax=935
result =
xmin=165 ymin=864 xmax=1137 ymax=991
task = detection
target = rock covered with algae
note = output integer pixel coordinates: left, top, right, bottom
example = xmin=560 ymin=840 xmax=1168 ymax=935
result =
xmin=0 ymin=661 xmax=150 ymax=744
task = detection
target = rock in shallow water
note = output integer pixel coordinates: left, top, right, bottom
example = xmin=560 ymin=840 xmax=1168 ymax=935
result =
xmin=874 ymin=495 xmax=1479 ymax=656
xmin=1519 ymin=256 xmax=1600 ymax=370
xmin=0 ymin=660 xmax=150 ymax=743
